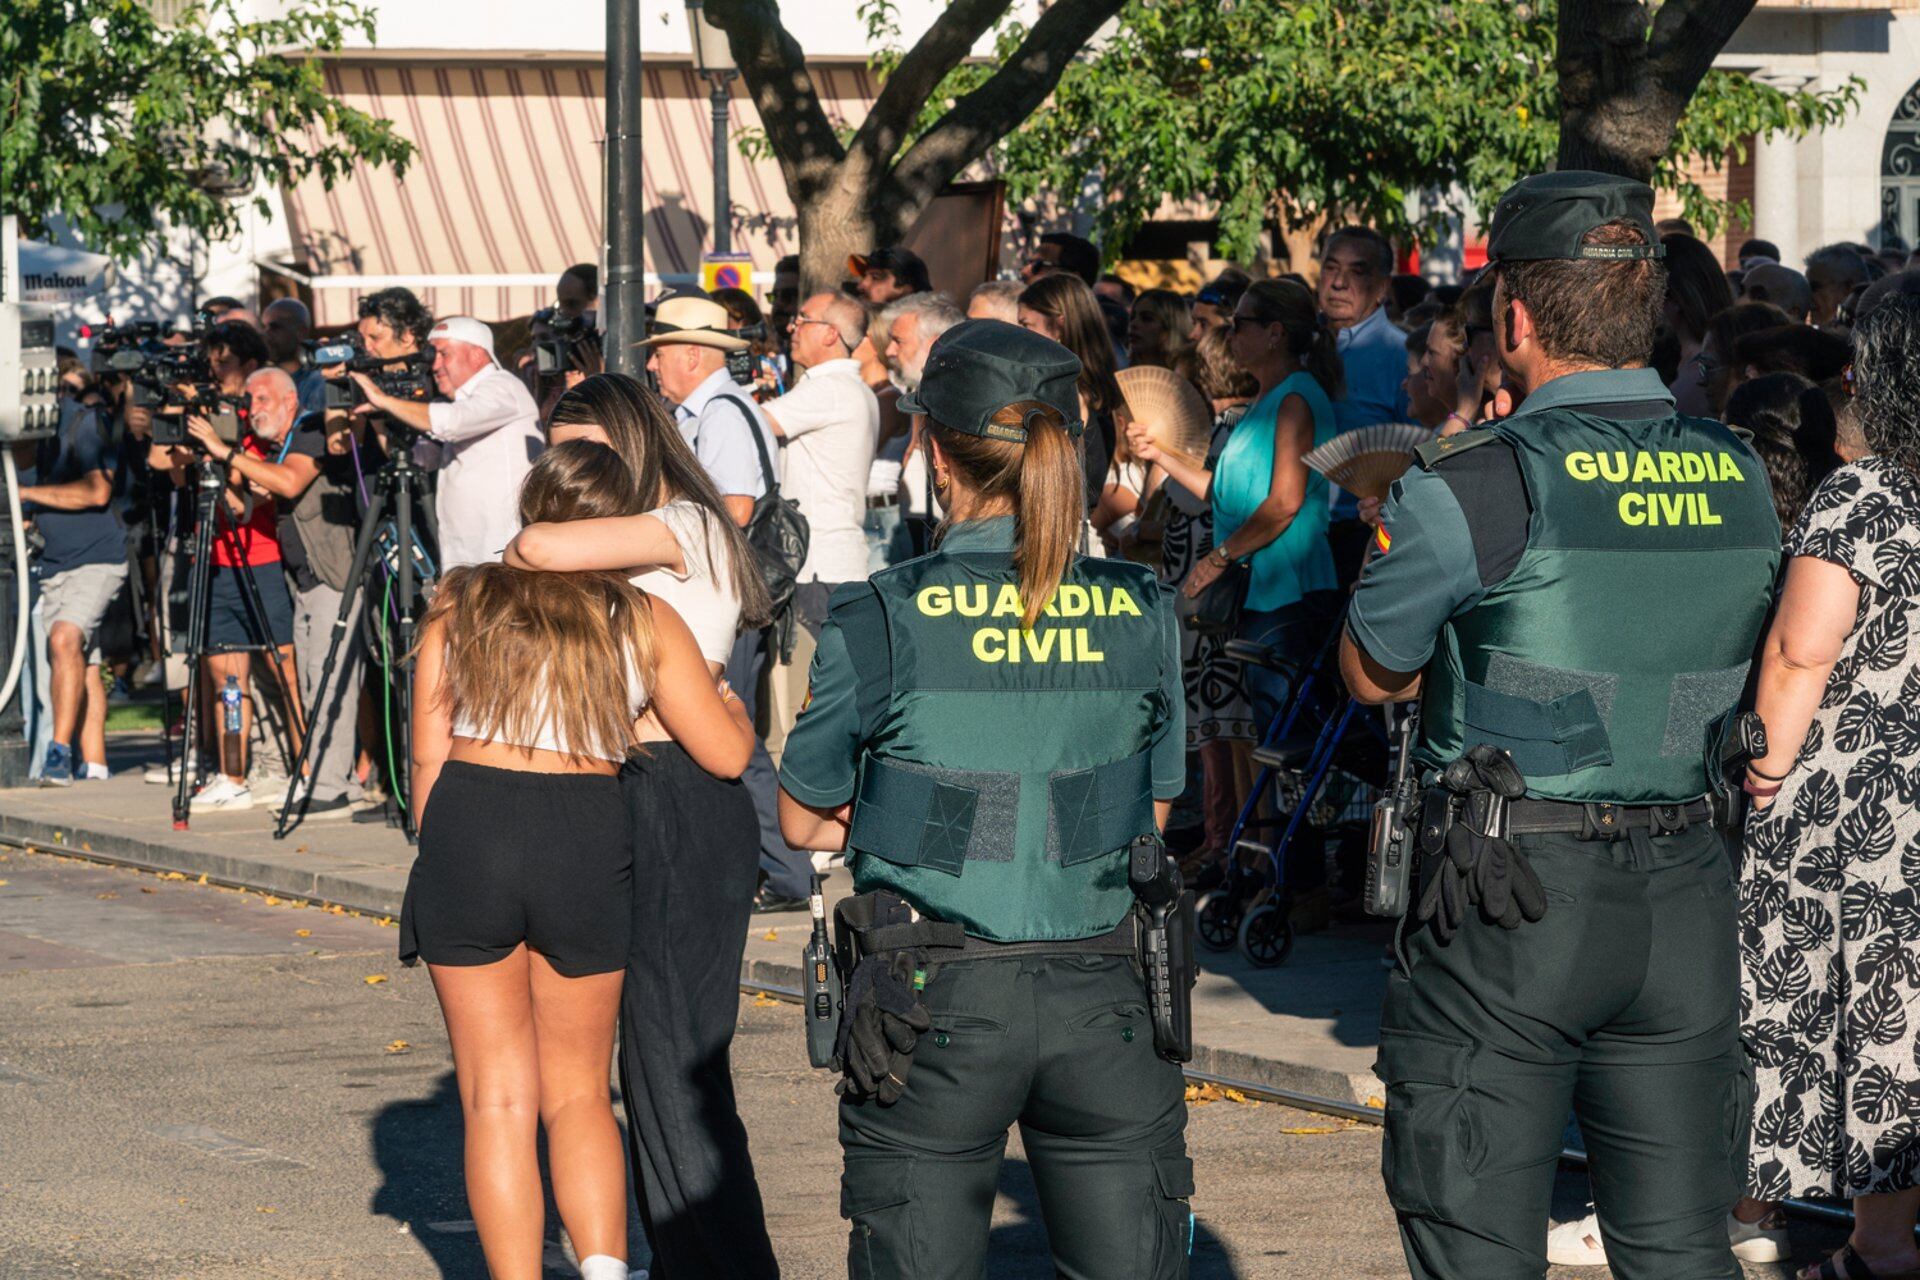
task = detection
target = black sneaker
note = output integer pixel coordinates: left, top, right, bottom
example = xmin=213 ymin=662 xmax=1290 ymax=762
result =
xmin=752 ymin=885 xmax=807 ymax=914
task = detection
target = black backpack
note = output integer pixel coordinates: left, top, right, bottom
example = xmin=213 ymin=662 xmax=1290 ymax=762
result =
xmin=712 ymin=395 xmax=809 ymax=615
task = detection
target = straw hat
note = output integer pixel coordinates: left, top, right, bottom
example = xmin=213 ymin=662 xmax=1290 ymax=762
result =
xmin=633 ymin=294 xmax=750 ymax=352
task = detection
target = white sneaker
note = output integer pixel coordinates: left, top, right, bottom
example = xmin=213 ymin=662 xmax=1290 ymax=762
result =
xmin=1728 ymin=1209 xmax=1791 ymax=1263
xmin=1546 ymin=1213 xmax=1608 ymax=1267
xmin=145 ymin=750 xmax=198 ymax=785
xmin=251 ymin=774 xmax=292 ymax=807
xmin=82 ymin=762 xmax=110 ymax=781
xmin=190 ymin=776 xmax=255 ymax=812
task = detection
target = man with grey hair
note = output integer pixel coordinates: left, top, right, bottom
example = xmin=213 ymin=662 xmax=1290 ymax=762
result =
xmin=879 ymin=297 xmax=960 ymax=564
xmin=190 ymin=365 xmax=367 ymax=820
xmin=967 ymin=278 xmax=1022 ymax=323
xmin=765 ymin=291 xmax=880 ymax=623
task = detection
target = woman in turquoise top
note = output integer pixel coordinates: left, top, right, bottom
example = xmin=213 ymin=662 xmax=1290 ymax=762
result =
xmin=1130 ymin=277 xmax=1342 ymax=697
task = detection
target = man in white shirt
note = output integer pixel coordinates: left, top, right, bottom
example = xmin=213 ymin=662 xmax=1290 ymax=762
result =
xmin=637 ymin=294 xmax=806 ymax=912
xmin=764 ymin=291 xmax=880 ymax=631
xmin=353 ymin=315 xmax=543 ymax=569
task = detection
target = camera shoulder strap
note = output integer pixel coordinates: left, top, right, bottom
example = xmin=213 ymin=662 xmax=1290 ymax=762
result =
xmin=712 ymin=393 xmax=779 ymax=498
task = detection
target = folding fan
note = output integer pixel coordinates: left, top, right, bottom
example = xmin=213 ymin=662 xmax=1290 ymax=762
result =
xmin=1116 ymin=365 xmax=1213 ymax=468
xmin=1303 ymin=423 xmax=1435 ymax=501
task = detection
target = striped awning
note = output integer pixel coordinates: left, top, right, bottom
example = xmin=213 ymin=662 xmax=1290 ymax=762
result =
xmin=277 ymin=58 xmax=880 ymax=324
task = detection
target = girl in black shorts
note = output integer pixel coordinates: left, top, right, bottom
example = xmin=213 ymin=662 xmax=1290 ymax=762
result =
xmin=404 ymin=441 xmax=754 ymax=1280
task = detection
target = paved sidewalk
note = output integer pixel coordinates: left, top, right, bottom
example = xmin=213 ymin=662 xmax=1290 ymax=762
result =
xmin=0 ymin=733 xmax=1390 ymax=1104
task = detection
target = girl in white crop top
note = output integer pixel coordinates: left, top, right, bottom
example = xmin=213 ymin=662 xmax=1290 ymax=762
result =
xmin=507 ymin=375 xmax=772 ymax=682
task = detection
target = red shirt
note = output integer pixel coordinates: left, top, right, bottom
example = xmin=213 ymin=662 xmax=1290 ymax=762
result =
xmin=210 ymin=435 xmax=283 ymax=568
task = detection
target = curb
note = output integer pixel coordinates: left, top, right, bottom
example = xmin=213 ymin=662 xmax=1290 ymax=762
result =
xmin=1 ymin=807 xmax=1382 ymax=1108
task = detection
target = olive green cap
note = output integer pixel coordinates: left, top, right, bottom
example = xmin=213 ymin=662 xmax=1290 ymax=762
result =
xmin=897 ymin=318 xmax=1084 ymax=441
xmin=1485 ymin=170 xmax=1666 ymax=265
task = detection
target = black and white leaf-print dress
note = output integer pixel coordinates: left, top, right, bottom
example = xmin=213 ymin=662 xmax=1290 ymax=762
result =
xmin=1159 ymin=408 xmax=1255 ymax=745
xmin=1742 ymin=457 xmax=1920 ymax=1201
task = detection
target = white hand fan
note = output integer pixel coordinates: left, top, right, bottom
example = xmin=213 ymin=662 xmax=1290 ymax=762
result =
xmin=1303 ymin=423 xmax=1434 ymax=501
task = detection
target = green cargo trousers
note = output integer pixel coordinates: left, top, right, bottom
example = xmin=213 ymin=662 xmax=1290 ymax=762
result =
xmin=1378 ymin=822 xmax=1752 ymax=1280
xmin=838 ymin=953 xmax=1192 ymax=1280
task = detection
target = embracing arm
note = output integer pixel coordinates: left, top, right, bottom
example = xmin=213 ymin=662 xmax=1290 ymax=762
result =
xmin=646 ymin=599 xmax=755 ymax=778
xmin=1748 ymin=555 xmax=1859 ymax=800
xmin=504 ymin=512 xmax=686 ymax=575
xmin=410 ymin=618 xmax=454 ymax=816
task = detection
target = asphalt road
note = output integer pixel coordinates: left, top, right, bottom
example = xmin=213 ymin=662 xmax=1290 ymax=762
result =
xmin=0 ymin=848 xmax=1835 ymax=1279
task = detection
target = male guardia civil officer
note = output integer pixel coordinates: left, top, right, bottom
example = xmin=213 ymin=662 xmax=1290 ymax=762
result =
xmin=1339 ymin=172 xmax=1782 ymax=1279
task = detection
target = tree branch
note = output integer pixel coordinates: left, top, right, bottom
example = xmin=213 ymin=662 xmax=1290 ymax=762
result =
xmin=882 ymin=0 xmax=1125 ymax=228
xmin=1647 ymin=0 xmax=1759 ymax=96
xmin=704 ymin=0 xmax=845 ymax=204
xmin=850 ymin=0 xmax=1011 ymax=171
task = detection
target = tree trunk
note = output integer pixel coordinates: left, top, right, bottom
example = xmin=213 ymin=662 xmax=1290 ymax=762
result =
xmin=796 ymin=183 xmax=883 ymax=296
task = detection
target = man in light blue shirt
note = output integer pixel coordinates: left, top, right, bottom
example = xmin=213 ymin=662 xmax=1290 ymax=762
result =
xmin=1319 ymin=225 xmax=1409 ymax=583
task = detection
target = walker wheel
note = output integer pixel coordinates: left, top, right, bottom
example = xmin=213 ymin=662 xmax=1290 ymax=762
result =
xmin=1196 ymin=892 xmax=1240 ymax=953
xmin=1237 ymin=902 xmax=1294 ymax=968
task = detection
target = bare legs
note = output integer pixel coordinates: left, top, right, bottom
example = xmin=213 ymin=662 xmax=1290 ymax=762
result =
xmin=430 ymin=946 xmax=626 ymax=1280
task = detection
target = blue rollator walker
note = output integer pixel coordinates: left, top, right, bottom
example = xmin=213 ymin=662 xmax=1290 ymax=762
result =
xmin=1193 ymin=593 xmax=1392 ymax=968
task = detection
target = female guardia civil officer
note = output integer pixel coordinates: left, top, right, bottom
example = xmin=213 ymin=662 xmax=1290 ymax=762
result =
xmin=778 ymin=319 xmax=1194 ymax=1280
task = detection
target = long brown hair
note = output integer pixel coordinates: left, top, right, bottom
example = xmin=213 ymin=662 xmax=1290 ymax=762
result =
xmin=1018 ymin=274 xmax=1124 ymax=417
xmin=1241 ymin=279 xmax=1344 ymax=398
xmin=932 ymin=401 xmax=1083 ymax=629
xmin=421 ymin=441 xmax=658 ymax=760
xmin=548 ymin=373 xmax=772 ymax=629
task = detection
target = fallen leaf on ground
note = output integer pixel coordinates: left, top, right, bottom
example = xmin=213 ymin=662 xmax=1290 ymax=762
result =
xmin=762 ymin=929 xmax=779 ymax=941
xmin=256 ymin=1206 xmax=276 ymax=1214
xmin=296 ymin=846 xmax=309 ymax=854
xmin=364 ymin=975 xmax=389 ymax=985
xmin=159 ymin=871 xmax=185 ymax=881
xmin=140 ymin=887 xmax=155 ymax=894
xmin=264 ymin=896 xmax=282 ymax=906
xmin=751 ymin=992 xmax=779 ymax=1007
xmin=1185 ymin=1082 xmax=1224 ymax=1106
xmin=0 ymin=881 xmax=9 ymax=888
xmin=385 ymin=1040 xmax=411 ymax=1054
xmin=196 ymin=874 xmax=208 ymax=885
xmin=80 ymin=842 xmax=92 ymax=852
xmin=95 ymin=891 xmax=117 ymax=900
xmin=295 ymin=929 xmax=311 ymax=938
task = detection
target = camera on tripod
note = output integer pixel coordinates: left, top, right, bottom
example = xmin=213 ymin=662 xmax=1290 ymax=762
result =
xmin=529 ymin=306 xmax=600 ymax=377
xmin=84 ymin=315 xmax=244 ymax=447
xmin=307 ymin=339 xmax=434 ymax=412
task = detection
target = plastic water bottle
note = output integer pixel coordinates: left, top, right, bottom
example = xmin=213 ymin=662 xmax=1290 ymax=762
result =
xmin=221 ymin=676 xmax=243 ymax=735
xmin=220 ymin=676 xmax=243 ymax=778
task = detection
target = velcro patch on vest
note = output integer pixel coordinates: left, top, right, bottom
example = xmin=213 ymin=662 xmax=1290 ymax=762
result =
xmin=1662 ymin=663 xmax=1752 ymax=759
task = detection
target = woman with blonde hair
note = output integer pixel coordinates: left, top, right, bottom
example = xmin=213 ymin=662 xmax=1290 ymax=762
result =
xmin=1018 ymin=271 xmax=1123 ymax=516
xmin=1129 ymin=287 xmax=1197 ymax=379
xmin=404 ymin=440 xmax=754 ymax=1280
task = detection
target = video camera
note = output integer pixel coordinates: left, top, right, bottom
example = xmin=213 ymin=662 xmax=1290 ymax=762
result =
xmin=727 ymin=323 xmax=767 ymax=385
xmin=85 ymin=314 xmax=219 ymax=414
xmin=530 ymin=305 xmax=601 ymax=377
xmin=307 ymin=339 xmax=434 ymax=412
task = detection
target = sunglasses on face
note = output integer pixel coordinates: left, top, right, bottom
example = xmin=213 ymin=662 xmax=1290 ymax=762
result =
xmin=1227 ymin=314 xmax=1274 ymax=334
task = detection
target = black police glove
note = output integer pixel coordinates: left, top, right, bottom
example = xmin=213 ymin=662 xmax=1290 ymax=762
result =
xmin=833 ymin=950 xmax=932 ymax=1106
xmin=1415 ymin=850 xmax=1470 ymax=943
xmin=1428 ymin=746 xmax=1548 ymax=933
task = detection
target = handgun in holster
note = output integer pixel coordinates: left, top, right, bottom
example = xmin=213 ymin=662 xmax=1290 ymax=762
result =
xmin=803 ymin=875 xmax=843 ymax=1070
xmin=1707 ymin=709 xmax=1769 ymax=832
xmin=1129 ymin=835 xmax=1196 ymax=1064
xmin=1364 ymin=708 xmax=1421 ymax=919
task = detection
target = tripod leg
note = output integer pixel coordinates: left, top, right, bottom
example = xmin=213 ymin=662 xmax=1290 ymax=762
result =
xmin=393 ymin=464 xmax=419 ymax=844
xmin=231 ymin=558 xmax=303 ymax=774
xmin=173 ymin=475 xmax=222 ymax=829
xmin=272 ymin=470 xmax=391 ymax=840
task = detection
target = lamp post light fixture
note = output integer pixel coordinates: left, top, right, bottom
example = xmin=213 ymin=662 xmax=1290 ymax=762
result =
xmin=685 ymin=0 xmax=739 ymax=258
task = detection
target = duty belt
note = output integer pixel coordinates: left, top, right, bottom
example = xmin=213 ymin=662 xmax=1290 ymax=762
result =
xmin=1503 ymin=795 xmax=1715 ymax=839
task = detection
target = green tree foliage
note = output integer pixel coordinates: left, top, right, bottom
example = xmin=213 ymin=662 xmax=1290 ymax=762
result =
xmin=1 ymin=0 xmax=412 ymax=260
xmin=857 ymin=0 xmax=1856 ymax=262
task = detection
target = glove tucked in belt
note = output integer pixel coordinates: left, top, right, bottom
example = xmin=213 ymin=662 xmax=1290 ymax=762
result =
xmin=1415 ymin=745 xmax=1549 ymax=943
xmin=833 ymin=949 xmax=932 ymax=1105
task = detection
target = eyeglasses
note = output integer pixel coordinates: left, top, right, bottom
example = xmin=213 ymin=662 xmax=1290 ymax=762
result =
xmin=789 ymin=315 xmax=836 ymax=333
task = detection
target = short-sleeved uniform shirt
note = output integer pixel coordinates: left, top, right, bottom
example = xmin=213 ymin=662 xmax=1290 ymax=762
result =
xmin=32 ymin=400 xmax=125 ymax=577
xmin=1348 ymin=367 xmax=1678 ymax=672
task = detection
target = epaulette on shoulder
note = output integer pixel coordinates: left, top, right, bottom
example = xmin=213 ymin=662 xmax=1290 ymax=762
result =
xmin=1414 ymin=428 xmax=1500 ymax=470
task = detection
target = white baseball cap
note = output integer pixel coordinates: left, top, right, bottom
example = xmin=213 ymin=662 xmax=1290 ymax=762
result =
xmin=428 ymin=315 xmax=497 ymax=361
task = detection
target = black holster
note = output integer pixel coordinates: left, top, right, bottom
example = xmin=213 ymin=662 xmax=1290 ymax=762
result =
xmin=824 ymin=889 xmax=964 ymax=1103
xmin=1129 ymin=836 xmax=1196 ymax=1063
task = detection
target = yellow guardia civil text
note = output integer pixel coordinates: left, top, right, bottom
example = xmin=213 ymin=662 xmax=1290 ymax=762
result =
xmin=913 ymin=582 xmax=1143 ymax=664
xmin=1563 ymin=449 xmax=1746 ymax=527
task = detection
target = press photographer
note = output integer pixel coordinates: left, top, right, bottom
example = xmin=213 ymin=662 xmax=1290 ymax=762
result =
xmin=349 ymin=316 xmax=541 ymax=570
xmin=188 ymin=369 xmax=364 ymax=821
xmin=148 ymin=369 xmax=302 ymax=814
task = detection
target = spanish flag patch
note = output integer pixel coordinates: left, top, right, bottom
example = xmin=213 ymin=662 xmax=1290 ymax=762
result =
xmin=1374 ymin=524 xmax=1392 ymax=555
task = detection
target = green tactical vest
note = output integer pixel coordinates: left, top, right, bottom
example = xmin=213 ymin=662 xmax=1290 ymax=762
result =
xmin=1418 ymin=411 xmax=1782 ymax=804
xmin=840 ymin=523 xmax=1175 ymax=942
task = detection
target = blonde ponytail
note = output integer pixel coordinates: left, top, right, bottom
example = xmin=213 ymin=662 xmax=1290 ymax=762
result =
xmin=931 ymin=401 xmax=1085 ymax=628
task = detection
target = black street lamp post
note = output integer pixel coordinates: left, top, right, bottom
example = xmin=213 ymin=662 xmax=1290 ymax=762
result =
xmin=684 ymin=0 xmax=738 ymax=258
